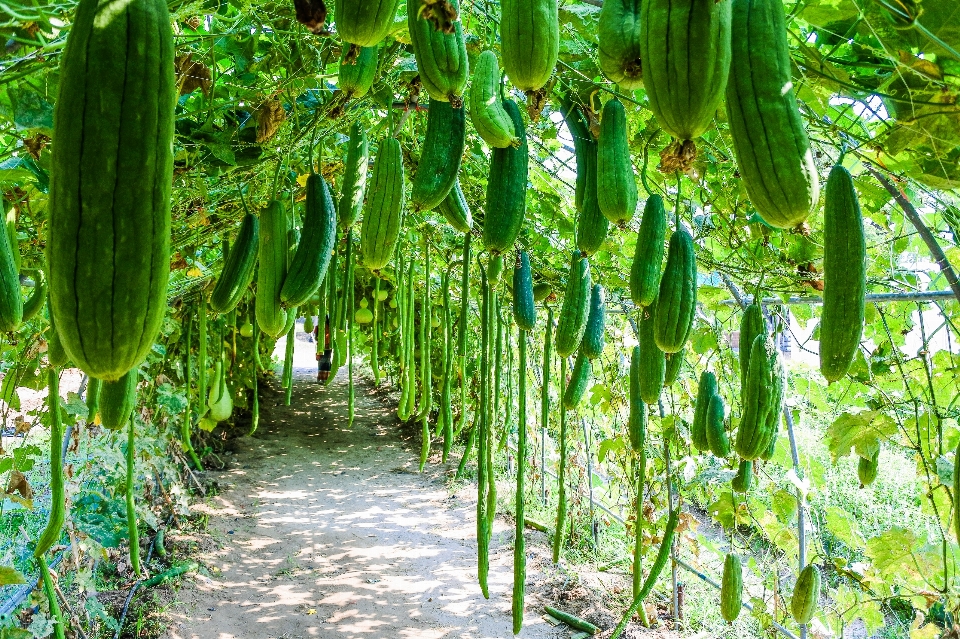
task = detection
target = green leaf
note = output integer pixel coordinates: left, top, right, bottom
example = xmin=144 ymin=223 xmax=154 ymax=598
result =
xmin=8 ymin=88 xmax=54 ymax=133
xmin=825 ymin=410 xmax=898 ymax=463
xmin=866 ymin=527 xmax=919 ymax=576
xmin=0 ymin=565 xmax=26 ymax=585
xmin=771 ymin=489 xmax=798 ymax=523
xmin=598 ymin=436 xmax=624 ymax=462
xmin=707 ymin=490 xmax=736 ymax=530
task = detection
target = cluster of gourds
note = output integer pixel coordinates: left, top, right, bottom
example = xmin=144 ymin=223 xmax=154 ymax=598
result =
xmin=17 ymin=0 xmax=885 ymax=634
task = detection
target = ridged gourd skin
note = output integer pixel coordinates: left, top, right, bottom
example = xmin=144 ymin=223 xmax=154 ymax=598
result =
xmin=720 ymin=553 xmax=743 ymax=622
xmin=555 ymin=251 xmax=591 ymax=358
xmin=654 ymin=229 xmax=697 ymax=353
xmin=412 ymin=99 xmax=466 ymax=211
xmin=820 ymin=164 xmax=866 ymax=383
xmin=338 ymin=45 xmax=378 ymax=98
xmin=360 ymin=137 xmax=406 ymax=270
xmin=47 ymin=0 xmax=174 ymax=381
xmin=338 ymin=122 xmax=369 ymax=230
xmin=560 ymin=95 xmax=595 ymax=211
xmin=513 ymin=250 xmax=537 ymax=331
xmin=732 ymin=458 xmax=753 ymax=492
xmin=735 ymin=334 xmax=784 ymax=460
xmin=664 ymin=349 xmax=683 ymax=386
xmin=469 ymin=51 xmax=519 ymax=149
xmin=408 ymin=0 xmax=469 ymax=104
xmin=638 ymin=301 xmax=666 ymax=405
xmin=99 ymin=369 xmax=138 ymax=431
xmin=335 ymin=0 xmax=401 ymax=46
xmin=482 ymin=100 xmax=528 ymax=254
xmin=500 ymin=0 xmax=559 ymax=92
xmin=437 ymin=181 xmax=473 ymax=233
xmin=487 ymin=254 xmax=505 ymax=286
xmin=691 ymin=371 xmax=717 ymax=450
xmin=256 ymin=201 xmax=290 ymax=339
xmin=791 ymin=565 xmax=821 ymax=625
xmin=597 ymin=0 xmax=643 ymax=89
xmin=639 ymin=0 xmax=732 ymax=142
xmin=739 ymin=302 xmax=765 ymax=392
xmin=0 ymin=214 xmax=21 ymax=331
xmin=630 ymin=196 xmax=667 ymax=307
xmin=596 ymin=98 xmax=638 ymax=226
xmin=562 ymin=351 xmax=592 ymax=409
xmin=281 ymin=173 xmax=338 ymax=307
xmin=705 ymin=393 xmax=730 ymax=457
xmin=209 ymin=213 xmax=259 ymax=315
xmin=628 ymin=346 xmax=647 ymax=452
xmin=580 ymin=284 xmax=605 ymax=359
xmin=857 ymin=449 xmax=879 ymax=487
xmin=726 ymin=0 xmax=819 ymax=229
xmin=575 ymin=129 xmax=609 ymax=257
xmin=577 ymin=150 xmax=610 ymax=256
xmin=22 ymin=271 xmax=46 ymax=323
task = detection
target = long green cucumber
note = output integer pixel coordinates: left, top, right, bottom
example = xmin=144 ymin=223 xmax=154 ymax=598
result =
xmin=653 ymin=228 xmax=697 ymax=354
xmin=630 ymin=196 xmax=667 ymax=307
xmin=438 ymin=180 xmax=474 ymax=233
xmin=100 ymin=369 xmax=138 ymax=431
xmin=360 ymin=137 xmax=405 ymax=271
xmin=281 ymin=173 xmax=338 ymax=307
xmin=125 ymin=409 xmax=141 ymax=575
xmin=597 ymin=0 xmax=643 ymax=89
xmin=638 ymin=302 xmax=666 ymax=405
xmin=48 ymin=0 xmax=173 ymax=381
xmin=500 ymin=0 xmax=559 ymax=93
xmin=456 ymin=235 xmax=471 ymax=435
xmin=513 ymin=250 xmax=536 ymax=331
xmin=338 ymin=122 xmax=369 ymax=230
xmin=470 ymin=51 xmax=519 ymax=148
xmin=513 ymin=327 xmax=528 ymax=633
xmin=335 ymin=0 xmax=401 ymax=46
xmin=691 ymin=371 xmax=717 ymax=451
xmin=739 ymin=302 xmax=765 ymax=392
xmin=477 ymin=264 xmax=491 ymax=598
xmin=640 ymin=0 xmax=732 ymax=142
xmin=34 ymin=368 xmax=64 ymax=559
xmin=256 ymin=200 xmax=290 ymax=338
xmin=22 ymin=270 xmax=46 ymax=323
xmin=820 ymin=164 xmax=866 ymax=383
xmin=482 ymin=100 xmax=528 ymax=255
xmin=408 ymin=0 xmax=469 ymax=104
xmin=552 ymin=356 xmax=568 ymax=563
xmin=725 ymin=0 xmax=818 ymax=228
xmin=555 ymin=251 xmax=590 ymax=358
xmin=413 ymin=99 xmax=466 ymax=211
xmin=580 ymin=284 xmax=605 ymax=359
xmin=210 ymin=212 xmax=259 ymax=315
xmin=338 ymin=44 xmax=378 ymax=99
xmin=597 ymin=98 xmax=638 ymax=226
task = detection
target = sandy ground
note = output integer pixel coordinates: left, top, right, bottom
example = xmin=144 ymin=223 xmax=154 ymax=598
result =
xmin=161 ymin=332 xmax=563 ymax=639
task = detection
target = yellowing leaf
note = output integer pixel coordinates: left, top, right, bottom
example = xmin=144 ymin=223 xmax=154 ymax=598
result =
xmin=187 ymin=267 xmax=203 ymax=277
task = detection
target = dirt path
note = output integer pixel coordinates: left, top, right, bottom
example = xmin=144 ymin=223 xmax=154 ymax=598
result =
xmin=162 ymin=332 xmax=561 ymax=639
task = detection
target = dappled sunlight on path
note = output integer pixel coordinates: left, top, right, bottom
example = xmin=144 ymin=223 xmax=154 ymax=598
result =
xmin=162 ymin=332 xmax=558 ymax=639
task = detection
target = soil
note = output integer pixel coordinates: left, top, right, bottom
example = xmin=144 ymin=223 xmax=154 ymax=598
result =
xmin=160 ymin=329 xmax=681 ymax=639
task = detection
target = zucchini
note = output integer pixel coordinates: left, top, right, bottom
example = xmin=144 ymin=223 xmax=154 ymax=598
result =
xmin=555 ymin=251 xmax=591 ymax=358
xmin=630 ymin=196 xmax=667 ymax=307
xmin=580 ymin=284 xmax=605 ymax=359
xmin=469 ymin=51 xmax=519 ymax=148
xmin=335 ymin=0 xmax=401 ymax=46
xmin=100 ymin=368 xmax=138 ymax=431
xmin=338 ymin=122 xmax=369 ymax=230
xmin=500 ymin=0 xmax=559 ymax=93
xmin=597 ymin=98 xmax=638 ymax=227
xmin=408 ymin=0 xmax=469 ymax=104
xmin=597 ymin=0 xmax=643 ymax=89
xmin=281 ymin=173 xmax=338 ymax=307
xmin=637 ymin=301 xmax=666 ymax=405
xmin=691 ymin=371 xmax=717 ymax=451
xmin=653 ymin=228 xmax=696 ymax=353
xmin=513 ymin=250 xmax=536 ymax=331
xmin=256 ymin=200 xmax=290 ymax=339
xmin=562 ymin=351 xmax=591 ymax=410
xmin=438 ymin=180 xmax=473 ymax=233
xmin=338 ymin=44 xmax=378 ymax=99
xmin=210 ymin=213 xmax=259 ymax=315
xmin=360 ymin=137 xmax=405 ymax=271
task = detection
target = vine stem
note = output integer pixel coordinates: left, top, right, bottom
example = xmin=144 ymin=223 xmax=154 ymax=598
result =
xmin=866 ymin=165 xmax=960 ymax=305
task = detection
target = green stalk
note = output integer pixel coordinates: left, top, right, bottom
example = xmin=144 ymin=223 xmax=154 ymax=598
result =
xmin=552 ymin=356 xmax=568 ymax=563
xmin=126 ymin=414 xmax=141 ymax=576
xmin=512 ymin=329 xmax=528 ymax=634
xmin=633 ymin=451 xmax=647 ymax=599
xmin=403 ymin=257 xmax=417 ymax=418
xmin=37 ymin=555 xmax=65 ymax=639
xmin=440 ymin=264 xmax=454 ymax=462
